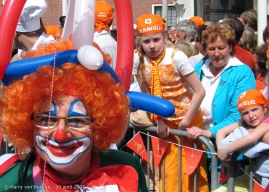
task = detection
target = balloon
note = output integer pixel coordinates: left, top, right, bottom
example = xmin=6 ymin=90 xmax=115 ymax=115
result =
xmin=61 ymin=0 xmax=75 ymax=40
xmin=72 ymin=0 xmax=95 ymax=49
xmin=0 ymin=0 xmax=175 ymax=119
xmin=3 ymin=50 xmax=121 ymax=85
xmin=77 ymin=45 xmax=103 ymax=70
xmin=63 ymin=0 xmax=134 ymax=91
xmin=0 ymin=0 xmax=26 ymax=80
xmin=126 ymin=92 xmax=175 ymax=118
xmin=114 ymin=0 xmax=134 ymax=91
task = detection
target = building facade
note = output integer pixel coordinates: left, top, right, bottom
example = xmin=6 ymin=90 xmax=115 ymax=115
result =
xmin=0 ymin=0 xmax=267 ymax=43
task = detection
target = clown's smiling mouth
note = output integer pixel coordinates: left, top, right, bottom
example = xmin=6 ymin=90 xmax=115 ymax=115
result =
xmin=41 ymin=140 xmax=83 ymax=157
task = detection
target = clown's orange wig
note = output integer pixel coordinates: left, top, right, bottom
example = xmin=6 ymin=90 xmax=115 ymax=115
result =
xmin=0 ymin=38 xmax=129 ymax=154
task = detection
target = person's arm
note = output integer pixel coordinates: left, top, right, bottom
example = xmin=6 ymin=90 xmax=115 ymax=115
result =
xmin=186 ymin=127 xmax=212 ymax=140
xmin=208 ymin=65 xmax=256 ymax=138
xmin=217 ymin=123 xmax=269 ymax=161
xmin=179 ymin=71 xmax=205 ymax=129
xmin=174 ymin=51 xmax=205 ymax=130
xmin=216 ymin=122 xmax=239 ymax=150
xmin=155 ymin=118 xmax=170 ymax=139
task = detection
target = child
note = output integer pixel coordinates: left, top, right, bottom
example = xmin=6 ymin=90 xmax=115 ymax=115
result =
xmin=215 ymin=89 xmax=269 ymax=190
xmin=132 ymin=14 xmax=208 ymax=192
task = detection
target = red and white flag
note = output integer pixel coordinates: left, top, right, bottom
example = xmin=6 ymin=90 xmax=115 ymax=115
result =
xmin=151 ymin=136 xmax=169 ymax=169
xmin=126 ymin=132 xmax=149 ymax=163
xmin=183 ymin=147 xmax=203 ymax=175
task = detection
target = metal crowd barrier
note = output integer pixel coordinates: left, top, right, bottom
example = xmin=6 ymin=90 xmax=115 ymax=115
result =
xmin=225 ymin=151 xmax=254 ymax=192
xmin=128 ymin=123 xmax=218 ymax=192
xmin=2 ymin=125 xmax=257 ymax=192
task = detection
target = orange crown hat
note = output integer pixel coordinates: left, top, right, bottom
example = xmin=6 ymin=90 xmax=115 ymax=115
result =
xmin=136 ymin=14 xmax=165 ymax=36
xmin=189 ymin=16 xmax=205 ymax=27
xmin=95 ymin=0 xmax=114 ymax=33
xmin=45 ymin=25 xmax=62 ymax=39
xmin=237 ymin=89 xmax=268 ymax=112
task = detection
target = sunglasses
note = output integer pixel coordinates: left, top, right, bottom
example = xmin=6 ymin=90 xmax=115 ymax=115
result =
xmin=195 ymin=37 xmax=200 ymax=42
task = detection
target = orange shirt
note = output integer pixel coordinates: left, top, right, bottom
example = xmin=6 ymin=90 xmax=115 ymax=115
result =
xmin=137 ymin=50 xmax=193 ymax=121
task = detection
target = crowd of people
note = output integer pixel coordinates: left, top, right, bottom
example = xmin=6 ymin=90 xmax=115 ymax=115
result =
xmin=1 ymin=0 xmax=269 ymax=191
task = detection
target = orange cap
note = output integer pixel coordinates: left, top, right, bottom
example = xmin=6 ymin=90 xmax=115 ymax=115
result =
xmin=189 ymin=16 xmax=205 ymax=27
xmin=237 ymin=89 xmax=268 ymax=112
xmin=136 ymin=14 xmax=165 ymax=36
xmin=95 ymin=0 xmax=114 ymax=32
xmin=44 ymin=25 xmax=62 ymax=39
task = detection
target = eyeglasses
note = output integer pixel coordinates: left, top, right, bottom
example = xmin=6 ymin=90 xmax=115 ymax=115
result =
xmin=195 ymin=37 xmax=201 ymax=42
xmin=32 ymin=114 xmax=92 ymax=130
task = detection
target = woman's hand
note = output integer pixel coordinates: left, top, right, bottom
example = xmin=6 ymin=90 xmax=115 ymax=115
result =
xmin=217 ymin=148 xmax=230 ymax=161
xmin=156 ymin=119 xmax=170 ymax=139
xmin=186 ymin=126 xmax=212 ymax=140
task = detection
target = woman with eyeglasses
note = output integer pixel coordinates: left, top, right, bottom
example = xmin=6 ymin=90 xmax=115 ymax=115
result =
xmin=0 ymin=38 xmax=148 ymax=191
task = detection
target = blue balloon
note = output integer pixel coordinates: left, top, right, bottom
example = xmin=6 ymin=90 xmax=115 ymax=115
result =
xmin=3 ymin=50 xmax=121 ymax=85
xmin=3 ymin=50 xmax=175 ymax=118
xmin=126 ymin=91 xmax=175 ymax=118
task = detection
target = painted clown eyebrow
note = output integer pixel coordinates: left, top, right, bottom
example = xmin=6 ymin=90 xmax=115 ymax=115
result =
xmin=68 ymin=98 xmax=87 ymax=116
xmin=42 ymin=101 xmax=57 ymax=116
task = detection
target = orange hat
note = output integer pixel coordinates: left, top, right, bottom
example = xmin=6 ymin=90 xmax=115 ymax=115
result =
xmin=95 ymin=0 xmax=114 ymax=33
xmin=136 ymin=14 xmax=165 ymax=36
xmin=237 ymin=89 xmax=268 ymax=112
xmin=189 ymin=16 xmax=205 ymax=27
xmin=45 ymin=25 xmax=62 ymax=39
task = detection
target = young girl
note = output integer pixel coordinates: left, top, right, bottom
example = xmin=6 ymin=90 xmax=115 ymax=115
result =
xmin=133 ymin=14 xmax=208 ymax=192
xmin=216 ymin=89 xmax=269 ymax=190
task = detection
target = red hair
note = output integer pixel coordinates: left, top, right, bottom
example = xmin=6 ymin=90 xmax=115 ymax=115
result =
xmin=0 ymin=38 xmax=129 ymax=154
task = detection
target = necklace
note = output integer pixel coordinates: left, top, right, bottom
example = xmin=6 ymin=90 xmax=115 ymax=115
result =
xmin=148 ymin=48 xmax=166 ymax=121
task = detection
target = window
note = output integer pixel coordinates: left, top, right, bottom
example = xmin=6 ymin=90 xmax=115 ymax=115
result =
xmin=153 ymin=5 xmax=177 ymax=30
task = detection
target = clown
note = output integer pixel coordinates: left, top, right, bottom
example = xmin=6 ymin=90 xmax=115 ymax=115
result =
xmin=0 ymin=1 xmax=176 ymax=191
xmin=0 ymin=0 xmax=151 ymax=191
xmin=0 ymin=38 xmax=148 ymax=191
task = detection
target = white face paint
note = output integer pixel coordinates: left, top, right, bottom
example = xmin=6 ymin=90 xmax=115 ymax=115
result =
xmin=35 ymin=134 xmax=91 ymax=165
xmin=33 ymin=96 xmax=93 ymax=171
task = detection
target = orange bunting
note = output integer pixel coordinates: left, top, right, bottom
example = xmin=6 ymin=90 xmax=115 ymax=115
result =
xmin=183 ymin=147 xmax=203 ymax=175
xmin=254 ymin=181 xmax=264 ymax=192
xmin=151 ymin=136 xmax=169 ymax=169
xmin=126 ymin=132 xmax=150 ymax=163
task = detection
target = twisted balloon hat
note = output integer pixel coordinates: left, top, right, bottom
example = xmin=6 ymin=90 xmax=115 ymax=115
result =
xmin=0 ymin=0 xmax=175 ymax=118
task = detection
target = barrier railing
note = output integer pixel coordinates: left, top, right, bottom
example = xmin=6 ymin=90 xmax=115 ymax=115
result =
xmin=224 ymin=151 xmax=254 ymax=192
xmin=1 ymin=125 xmax=259 ymax=192
xmin=128 ymin=123 xmax=218 ymax=192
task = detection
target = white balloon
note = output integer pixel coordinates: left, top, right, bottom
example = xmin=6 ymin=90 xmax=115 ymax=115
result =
xmin=77 ymin=45 xmax=104 ymax=70
xmin=72 ymin=0 xmax=95 ymax=49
